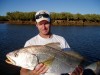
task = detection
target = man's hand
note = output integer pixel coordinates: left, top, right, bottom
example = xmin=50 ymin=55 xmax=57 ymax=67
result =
xmin=20 ymin=63 xmax=48 ymax=75
xmin=29 ymin=63 xmax=48 ymax=75
xmin=70 ymin=66 xmax=83 ymax=75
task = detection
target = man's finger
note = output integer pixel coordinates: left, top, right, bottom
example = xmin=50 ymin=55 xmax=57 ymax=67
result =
xmin=36 ymin=64 xmax=46 ymax=74
xmin=40 ymin=66 xmax=48 ymax=74
xmin=35 ymin=63 xmax=44 ymax=71
xmin=34 ymin=63 xmax=48 ymax=74
xmin=71 ymin=66 xmax=83 ymax=75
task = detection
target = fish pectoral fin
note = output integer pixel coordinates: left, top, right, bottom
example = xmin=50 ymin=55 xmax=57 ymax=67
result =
xmin=42 ymin=56 xmax=55 ymax=67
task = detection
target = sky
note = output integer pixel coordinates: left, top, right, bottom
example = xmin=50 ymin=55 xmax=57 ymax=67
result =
xmin=0 ymin=0 xmax=100 ymax=16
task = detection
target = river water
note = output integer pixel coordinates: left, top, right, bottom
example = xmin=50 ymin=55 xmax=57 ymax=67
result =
xmin=0 ymin=23 xmax=100 ymax=75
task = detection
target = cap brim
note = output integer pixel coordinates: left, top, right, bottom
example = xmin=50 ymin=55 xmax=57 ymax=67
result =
xmin=36 ymin=17 xmax=50 ymax=23
xmin=38 ymin=20 xmax=50 ymax=25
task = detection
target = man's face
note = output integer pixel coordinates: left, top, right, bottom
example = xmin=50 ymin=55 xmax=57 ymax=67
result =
xmin=36 ymin=20 xmax=51 ymax=35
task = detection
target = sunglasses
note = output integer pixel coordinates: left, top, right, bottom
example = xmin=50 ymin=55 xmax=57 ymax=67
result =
xmin=35 ymin=13 xmax=50 ymax=19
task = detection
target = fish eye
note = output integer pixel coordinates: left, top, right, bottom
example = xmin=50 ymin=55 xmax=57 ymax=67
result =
xmin=14 ymin=53 xmax=18 ymax=57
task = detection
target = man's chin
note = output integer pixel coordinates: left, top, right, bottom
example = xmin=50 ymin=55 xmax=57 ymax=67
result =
xmin=42 ymin=32 xmax=49 ymax=35
xmin=43 ymin=33 xmax=49 ymax=35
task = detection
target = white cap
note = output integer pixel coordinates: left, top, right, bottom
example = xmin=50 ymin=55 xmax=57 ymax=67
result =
xmin=35 ymin=10 xmax=50 ymax=23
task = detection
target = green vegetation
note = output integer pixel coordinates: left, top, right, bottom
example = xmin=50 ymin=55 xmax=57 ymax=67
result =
xmin=0 ymin=11 xmax=100 ymax=26
xmin=6 ymin=11 xmax=35 ymax=21
xmin=0 ymin=16 xmax=8 ymax=21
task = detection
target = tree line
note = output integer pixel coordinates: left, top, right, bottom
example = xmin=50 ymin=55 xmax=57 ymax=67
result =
xmin=0 ymin=11 xmax=100 ymax=23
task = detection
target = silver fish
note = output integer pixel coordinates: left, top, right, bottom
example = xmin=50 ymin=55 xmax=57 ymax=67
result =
xmin=5 ymin=42 xmax=100 ymax=75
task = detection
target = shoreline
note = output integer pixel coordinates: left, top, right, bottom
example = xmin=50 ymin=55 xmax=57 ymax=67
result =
xmin=0 ymin=20 xmax=100 ymax=26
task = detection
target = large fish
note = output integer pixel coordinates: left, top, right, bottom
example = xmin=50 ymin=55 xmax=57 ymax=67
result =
xmin=5 ymin=43 xmax=100 ymax=75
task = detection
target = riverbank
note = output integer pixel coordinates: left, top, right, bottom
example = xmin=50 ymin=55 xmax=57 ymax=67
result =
xmin=0 ymin=20 xmax=100 ymax=26
xmin=52 ymin=20 xmax=100 ymax=26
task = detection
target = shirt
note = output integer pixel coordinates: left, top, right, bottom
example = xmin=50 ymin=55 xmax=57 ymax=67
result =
xmin=24 ymin=34 xmax=70 ymax=50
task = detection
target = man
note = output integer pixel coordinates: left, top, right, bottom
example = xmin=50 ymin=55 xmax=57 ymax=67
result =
xmin=20 ymin=10 xmax=83 ymax=75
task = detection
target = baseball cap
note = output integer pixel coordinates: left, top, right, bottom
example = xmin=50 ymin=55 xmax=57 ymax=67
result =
xmin=35 ymin=10 xmax=50 ymax=23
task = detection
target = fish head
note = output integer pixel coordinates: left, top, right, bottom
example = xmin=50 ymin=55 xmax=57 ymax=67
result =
xmin=5 ymin=50 xmax=38 ymax=70
xmin=6 ymin=50 xmax=19 ymax=65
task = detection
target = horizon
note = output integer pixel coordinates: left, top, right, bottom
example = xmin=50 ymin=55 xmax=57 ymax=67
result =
xmin=0 ymin=0 xmax=100 ymax=16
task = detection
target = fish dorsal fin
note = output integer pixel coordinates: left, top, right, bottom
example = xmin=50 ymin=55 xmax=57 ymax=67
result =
xmin=64 ymin=50 xmax=84 ymax=60
xmin=45 ymin=42 xmax=61 ymax=50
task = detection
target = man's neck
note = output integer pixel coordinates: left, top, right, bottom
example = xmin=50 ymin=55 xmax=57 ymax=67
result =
xmin=39 ymin=33 xmax=52 ymax=38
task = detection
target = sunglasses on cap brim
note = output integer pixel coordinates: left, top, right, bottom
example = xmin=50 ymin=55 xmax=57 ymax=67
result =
xmin=35 ymin=14 xmax=50 ymax=19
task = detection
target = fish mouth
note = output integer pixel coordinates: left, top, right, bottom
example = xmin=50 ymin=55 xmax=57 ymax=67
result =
xmin=5 ymin=56 xmax=15 ymax=65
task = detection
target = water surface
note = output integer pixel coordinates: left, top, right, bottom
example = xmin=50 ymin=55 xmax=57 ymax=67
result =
xmin=0 ymin=24 xmax=100 ymax=75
